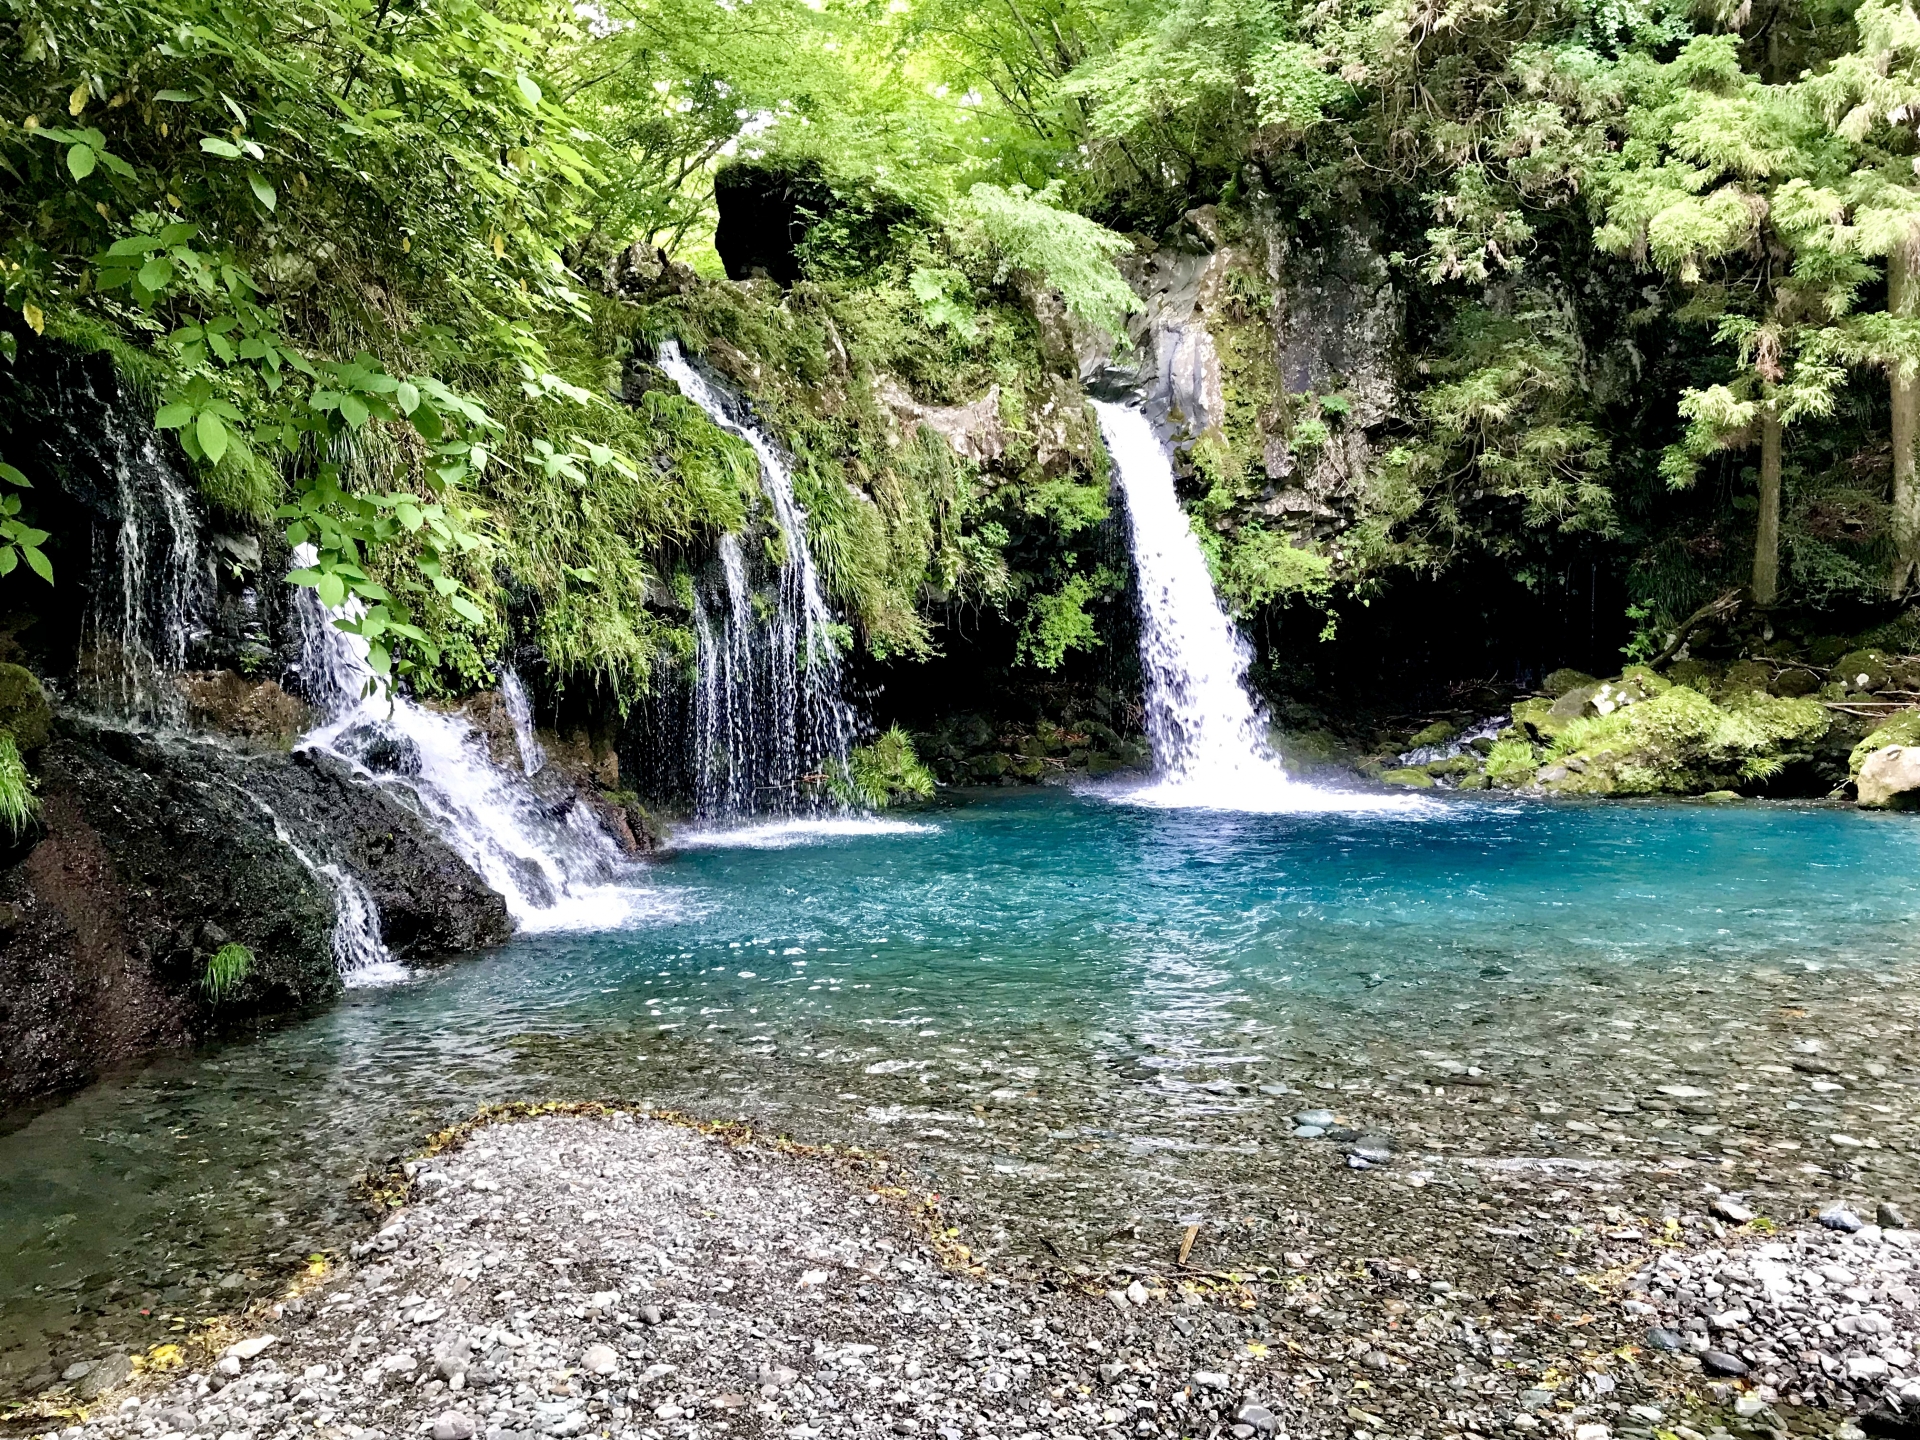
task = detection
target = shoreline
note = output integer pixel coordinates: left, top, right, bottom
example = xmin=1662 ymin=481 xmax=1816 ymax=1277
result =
xmin=7 ymin=1108 xmax=1916 ymax=1440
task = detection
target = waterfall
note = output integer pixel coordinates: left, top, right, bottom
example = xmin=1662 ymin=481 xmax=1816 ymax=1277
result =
xmin=654 ymin=340 xmax=858 ymax=819
xmin=290 ymin=551 xmax=642 ymax=930
xmin=77 ymin=373 xmax=207 ymax=727
xmin=1095 ymin=402 xmax=1407 ymax=813
xmin=238 ymin=784 xmax=405 ymax=987
xmin=499 ymin=667 xmax=546 ymax=777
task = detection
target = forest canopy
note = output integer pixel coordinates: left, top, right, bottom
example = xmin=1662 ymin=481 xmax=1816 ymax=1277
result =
xmin=6 ymin=0 xmax=1920 ymax=694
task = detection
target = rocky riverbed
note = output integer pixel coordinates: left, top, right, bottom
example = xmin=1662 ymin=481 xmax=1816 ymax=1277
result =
xmin=15 ymin=1108 xmax=1920 ymax=1440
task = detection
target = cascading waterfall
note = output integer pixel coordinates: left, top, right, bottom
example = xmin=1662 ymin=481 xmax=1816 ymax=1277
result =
xmin=499 ymin=667 xmax=547 ymax=777
xmin=1095 ymin=401 xmax=1407 ymax=813
xmin=655 ymin=340 xmax=858 ymax=819
xmin=238 ymin=785 xmax=405 ymax=987
xmin=291 ymin=550 xmax=641 ymax=930
xmin=77 ymin=373 xmax=207 ymax=727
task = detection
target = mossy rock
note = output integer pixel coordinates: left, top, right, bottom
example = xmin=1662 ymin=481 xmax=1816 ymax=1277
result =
xmin=1831 ymin=649 xmax=1894 ymax=693
xmin=1618 ymin=665 xmax=1672 ymax=696
xmin=1848 ymin=710 xmax=1920 ymax=779
xmin=0 ymin=664 xmax=52 ymax=753
xmin=1718 ymin=659 xmax=1774 ymax=697
xmin=1698 ymin=790 xmax=1743 ymax=804
xmin=1664 ymin=659 xmax=1720 ymax=691
xmin=1543 ymin=668 xmax=1598 ymax=698
xmin=1770 ymin=667 xmax=1822 ymax=699
xmin=1424 ymin=756 xmax=1478 ymax=778
xmin=1548 ymin=683 xmax=1601 ymax=723
xmin=1543 ymin=685 xmax=1829 ymax=796
xmin=1381 ymin=767 xmax=1435 ymax=789
xmin=1407 ymin=720 xmax=1458 ymax=748
xmin=1511 ymin=697 xmax=1564 ymax=743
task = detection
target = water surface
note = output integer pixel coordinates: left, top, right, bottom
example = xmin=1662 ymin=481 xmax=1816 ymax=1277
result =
xmin=4 ymin=787 xmax=1919 ymax=1387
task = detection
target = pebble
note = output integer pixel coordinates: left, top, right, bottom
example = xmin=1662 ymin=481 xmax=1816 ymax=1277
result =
xmin=581 ymin=1344 xmax=617 ymax=1376
xmin=1701 ymin=1350 xmax=1747 ymax=1376
xmin=1882 ymin=1201 xmax=1909 ymax=1230
xmin=1820 ymin=1203 xmax=1864 ymax=1232
xmin=1291 ymin=1109 xmax=1335 ymax=1128
xmin=429 ymin=1412 xmax=475 ymax=1440
xmin=1707 ymin=1196 xmax=1754 ymax=1225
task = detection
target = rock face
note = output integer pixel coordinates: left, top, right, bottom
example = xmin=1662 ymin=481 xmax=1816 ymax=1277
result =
xmin=1856 ymin=744 xmax=1920 ymax=808
xmin=0 ymin=724 xmax=337 ymax=1106
xmin=0 ymin=722 xmax=511 ymax=1108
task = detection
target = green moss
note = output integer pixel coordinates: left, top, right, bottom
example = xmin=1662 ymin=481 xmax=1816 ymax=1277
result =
xmin=1849 ymin=710 xmax=1920 ymax=778
xmin=1408 ymin=720 xmax=1458 ymax=748
xmin=1543 ymin=668 xmax=1597 ymax=697
xmin=1381 ymin=767 xmax=1436 ymax=789
xmin=1540 ymin=685 xmax=1829 ymax=795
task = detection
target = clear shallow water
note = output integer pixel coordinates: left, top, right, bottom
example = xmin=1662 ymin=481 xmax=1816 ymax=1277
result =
xmin=5 ymin=787 xmax=1920 ymax=1387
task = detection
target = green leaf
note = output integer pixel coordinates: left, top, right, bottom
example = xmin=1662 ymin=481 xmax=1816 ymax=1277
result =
xmin=0 ymin=463 xmax=27 ymax=488
xmin=396 ymin=502 xmax=423 ymax=531
xmin=138 ymin=256 xmax=175 ymax=292
xmin=247 ymin=172 xmax=276 ymax=211
xmin=338 ymin=394 xmax=369 ymax=428
xmin=366 ymin=642 xmax=391 ymax=675
xmin=316 ymin=571 xmax=346 ymax=608
xmin=195 ymin=411 xmax=229 ymax=463
xmin=23 ymin=546 xmax=51 ymax=583
xmin=154 ymin=403 xmax=193 ymax=428
xmin=0 ymin=333 xmax=13 ymax=365
xmin=515 ymin=72 xmax=543 ymax=108
xmin=394 ymin=381 xmax=419 ymax=415
xmin=199 ymin=137 xmax=243 ymax=159
xmin=449 ymin=594 xmax=486 ymax=624
xmin=66 ymin=143 xmax=95 ymax=180
xmin=154 ymin=89 xmax=194 ymax=102
xmin=0 ymin=548 xmax=16 ymax=577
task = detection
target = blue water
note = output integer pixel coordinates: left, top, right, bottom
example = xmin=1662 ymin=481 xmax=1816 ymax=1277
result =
xmin=3 ymin=787 xmax=1918 ymax=1385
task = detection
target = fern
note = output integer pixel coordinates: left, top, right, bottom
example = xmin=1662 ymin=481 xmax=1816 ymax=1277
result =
xmin=202 ymin=942 xmax=256 ymax=1003
xmin=0 ymin=731 xmax=37 ymax=835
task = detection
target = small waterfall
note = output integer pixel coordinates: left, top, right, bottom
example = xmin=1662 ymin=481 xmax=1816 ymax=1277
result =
xmin=239 ymin=784 xmax=405 ymax=987
xmin=655 ymin=341 xmax=858 ymax=819
xmin=499 ymin=668 xmax=546 ymax=777
xmin=291 ymin=551 xmax=640 ymax=930
xmin=77 ymin=374 xmax=207 ymax=727
xmin=1096 ymin=401 xmax=1400 ymax=813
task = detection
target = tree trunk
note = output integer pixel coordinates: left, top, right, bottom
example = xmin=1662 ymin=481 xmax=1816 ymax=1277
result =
xmin=1753 ymin=407 xmax=1782 ymax=608
xmin=1890 ymin=238 xmax=1920 ymax=598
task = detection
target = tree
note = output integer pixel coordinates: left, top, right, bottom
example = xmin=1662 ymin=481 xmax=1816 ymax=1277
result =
xmin=1588 ymin=34 xmax=1848 ymax=607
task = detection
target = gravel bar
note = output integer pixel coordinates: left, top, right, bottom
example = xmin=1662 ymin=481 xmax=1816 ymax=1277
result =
xmin=19 ymin=1112 xmax=1917 ymax=1440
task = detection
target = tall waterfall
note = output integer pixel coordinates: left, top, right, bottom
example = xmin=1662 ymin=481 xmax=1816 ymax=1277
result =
xmin=655 ymin=341 xmax=858 ymax=819
xmin=1097 ymin=401 xmax=1400 ymax=813
xmin=291 ymin=554 xmax=640 ymax=930
xmin=76 ymin=373 xmax=207 ymax=727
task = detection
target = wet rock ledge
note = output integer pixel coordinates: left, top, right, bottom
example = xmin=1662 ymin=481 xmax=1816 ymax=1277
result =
xmin=27 ymin=1110 xmax=1919 ymax=1440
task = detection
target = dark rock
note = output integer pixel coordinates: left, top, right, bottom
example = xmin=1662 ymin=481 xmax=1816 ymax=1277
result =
xmin=1647 ymin=1328 xmax=1685 ymax=1351
xmin=72 ymin=1352 xmax=131 ymax=1399
xmin=1880 ymin=1201 xmax=1909 ymax=1230
xmin=1819 ymin=1203 xmax=1864 ymax=1232
xmin=1702 ymin=1350 xmax=1749 ymax=1376
xmin=0 ymin=721 xmax=509 ymax=1107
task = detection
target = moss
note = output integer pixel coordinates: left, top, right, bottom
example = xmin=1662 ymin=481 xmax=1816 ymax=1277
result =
xmin=1512 ymin=696 xmax=1569 ymax=742
xmin=1408 ymin=721 xmax=1458 ymax=747
xmin=1381 ymin=767 xmax=1435 ymax=789
xmin=1539 ymin=685 xmax=1829 ymax=795
xmin=0 ymin=664 xmax=52 ymax=753
xmin=1831 ymin=649 xmax=1894 ymax=692
xmin=1849 ymin=710 xmax=1920 ymax=778
xmin=1543 ymin=668 xmax=1597 ymax=697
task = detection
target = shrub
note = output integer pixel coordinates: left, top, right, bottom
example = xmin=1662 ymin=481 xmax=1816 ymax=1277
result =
xmin=833 ymin=727 xmax=936 ymax=809
xmin=0 ymin=731 xmax=35 ymax=834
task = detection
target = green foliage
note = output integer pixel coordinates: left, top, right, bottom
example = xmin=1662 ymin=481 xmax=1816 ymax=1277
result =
xmin=1018 ymin=571 xmax=1107 ymax=669
xmin=1484 ymin=737 xmax=1540 ymax=787
xmin=0 ymin=731 xmax=37 ymax=834
xmin=1542 ymin=685 xmax=1829 ymax=794
xmin=1220 ymin=528 xmax=1333 ymax=612
xmin=201 ymin=942 xmax=255 ymax=1003
xmin=952 ymin=185 xmax=1138 ymax=340
xmin=832 ymin=725 xmax=937 ymax=808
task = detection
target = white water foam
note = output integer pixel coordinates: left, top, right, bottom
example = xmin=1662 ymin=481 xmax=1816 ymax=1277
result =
xmin=291 ymin=549 xmax=651 ymax=932
xmin=1095 ymin=401 xmax=1421 ymax=816
xmin=671 ymin=816 xmax=939 ymax=850
xmin=499 ymin=667 xmax=547 ymax=778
